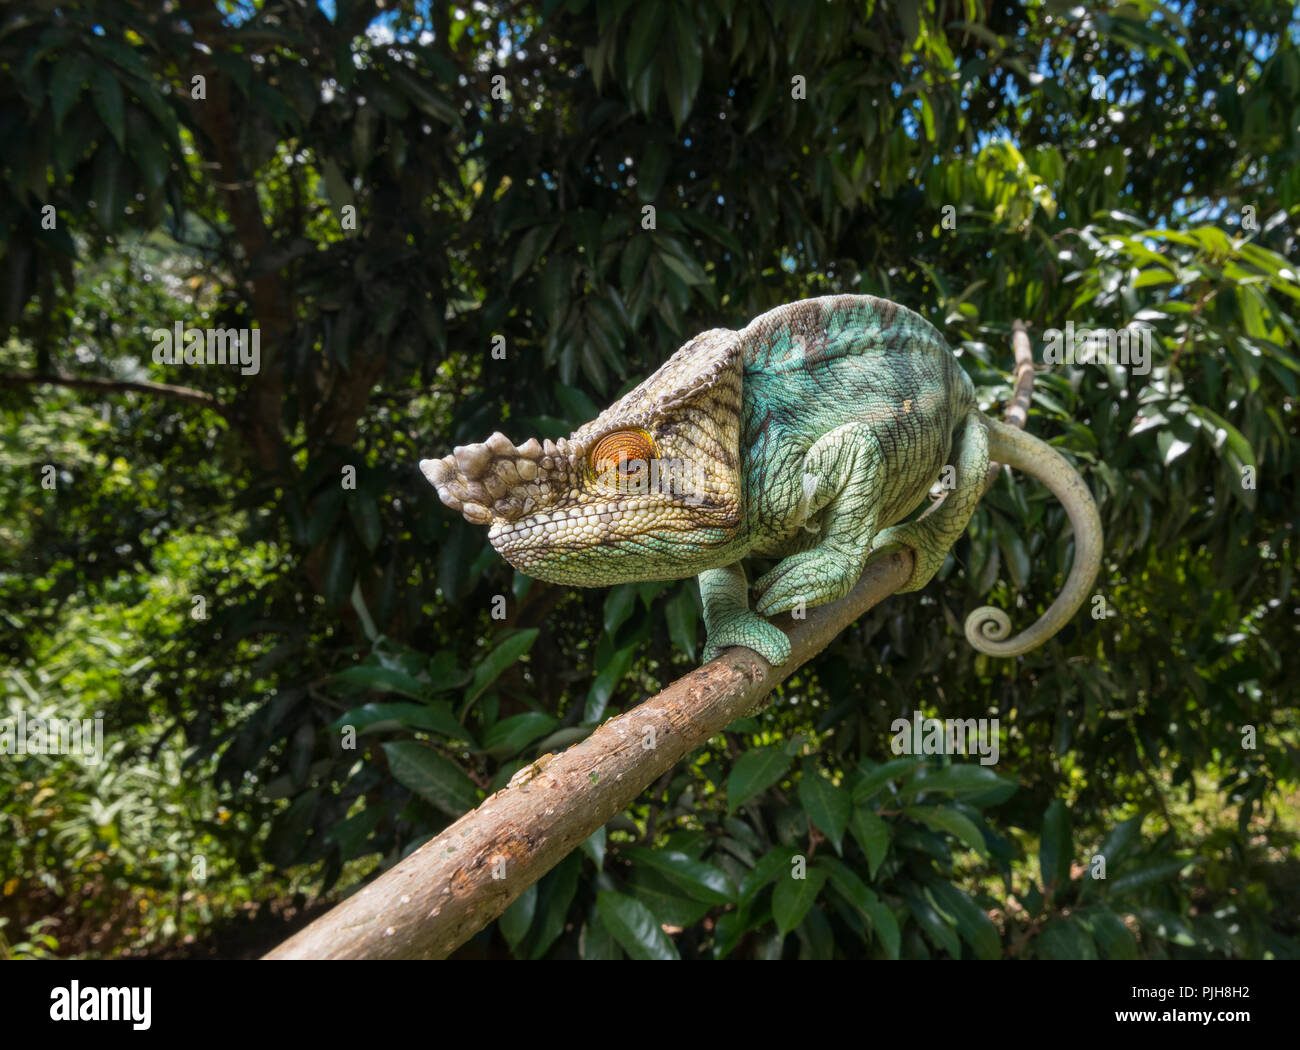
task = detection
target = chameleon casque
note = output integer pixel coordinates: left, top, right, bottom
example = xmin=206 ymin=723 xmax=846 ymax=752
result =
xmin=421 ymin=295 xmax=1103 ymax=666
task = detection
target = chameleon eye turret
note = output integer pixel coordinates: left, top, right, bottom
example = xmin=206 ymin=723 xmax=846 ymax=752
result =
xmin=589 ymin=429 xmax=657 ymax=486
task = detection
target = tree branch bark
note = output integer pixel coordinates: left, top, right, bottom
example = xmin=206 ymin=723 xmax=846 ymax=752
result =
xmin=264 ymin=324 xmax=1039 ymax=961
xmin=0 ymin=371 xmax=232 ymax=416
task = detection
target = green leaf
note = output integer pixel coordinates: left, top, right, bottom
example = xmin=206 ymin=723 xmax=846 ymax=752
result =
xmin=739 ymin=845 xmax=800 ymax=903
xmin=993 ymin=513 xmax=1031 ymax=589
xmin=90 ymin=139 xmax=125 ymax=230
xmin=426 ymin=650 xmax=468 ymax=688
xmin=664 ymin=585 xmax=699 ymax=660
xmin=333 ymin=665 xmax=427 ymax=699
xmin=529 ymin=853 xmax=582 ymax=958
xmin=603 ymin=583 xmax=638 ymax=636
xmin=90 ymin=66 xmax=125 ymax=149
xmin=627 ymin=868 xmax=712 ymax=927
xmin=621 ymin=846 xmax=734 ymax=905
xmin=511 ymin=223 xmax=549 ymax=283
xmin=465 ymin=629 xmax=540 ymax=703
xmin=265 ymin=788 xmax=318 ymax=867
xmin=597 ymin=890 xmax=679 ymax=960
xmin=813 ymin=856 xmax=878 ymax=922
xmin=635 ymin=143 xmax=669 ymax=203
xmin=816 ymin=857 xmax=899 ymax=956
xmin=657 ymin=248 xmax=706 ymax=286
xmin=499 ymin=883 xmax=537 ymax=951
xmin=323 ymin=804 xmax=384 ymax=860
xmin=48 ymin=55 xmax=85 ymax=131
xmin=863 ymin=895 xmax=901 ymax=959
xmin=349 ymin=495 xmax=383 ymax=552
xmin=668 ymin=7 xmax=703 ymax=127
xmin=482 ymin=712 xmax=559 ymax=756
xmin=771 ymin=867 xmax=827 ymax=937
xmin=381 ymin=741 xmax=478 ymax=817
xmin=1096 ymin=813 xmax=1145 ymax=868
xmin=1134 ymin=907 xmax=1199 ymax=948
xmin=539 ymin=259 xmax=570 ymax=328
xmin=850 ymin=806 xmax=890 ymax=878
xmin=330 ymin=701 xmax=473 ymax=743
xmin=852 ymin=757 xmax=921 ymax=803
xmin=795 ymin=904 xmax=834 ymax=959
xmin=899 ymin=0 xmax=921 ymax=44
xmin=927 ymin=882 xmax=1001 ymax=960
xmin=322 ymin=531 xmax=353 ymax=608
xmin=712 ymin=907 xmax=755 ymax=960
xmin=388 ymin=65 xmax=461 ymax=126
xmin=662 ymin=54 xmax=689 ymax=131
xmin=127 ymin=108 xmax=168 ymax=194
xmin=908 ymin=805 xmax=990 ymax=858
xmin=1082 ymin=910 xmax=1139 ymax=960
xmin=744 ymin=78 xmax=775 ymax=134
xmin=1157 ymin=428 xmax=1194 ymax=466
xmin=580 ymin=913 xmax=623 ymax=959
xmin=727 ymin=748 xmax=792 ymax=812
xmin=624 ymin=3 xmax=664 ymax=90
xmin=896 ymin=763 xmax=1016 ymax=802
xmin=579 ymin=826 xmax=606 ymax=871
xmin=620 ymin=234 xmax=653 ymax=290
xmin=306 ymin=487 xmax=344 ymax=545
xmin=584 ymin=642 xmax=636 ymax=723
xmin=907 ymin=889 xmax=961 ymax=957
xmin=1108 ymin=856 xmax=1201 ymax=897
xmin=1189 ymin=404 xmax=1258 ymax=475
xmin=1039 ymin=799 xmax=1073 ymax=897
xmin=798 ymin=767 xmax=850 ymax=853
xmin=320 ymin=157 xmax=355 ymax=211
xmin=533 ymin=726 xmax=593 ymax=754
xmin=1036 ymin=917 xmax=1098 ymax=959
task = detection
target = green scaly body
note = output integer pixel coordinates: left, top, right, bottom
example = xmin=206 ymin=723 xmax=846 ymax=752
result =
xmin=422 ymin=295 xmax=1103 ymax=665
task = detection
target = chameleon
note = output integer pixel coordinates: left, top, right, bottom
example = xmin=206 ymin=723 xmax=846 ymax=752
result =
xmin=420 ymin=295 xmax=1103 ymax=666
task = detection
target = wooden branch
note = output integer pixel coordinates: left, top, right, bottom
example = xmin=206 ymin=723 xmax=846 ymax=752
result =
xmin=984 ymin=319 xmax=1036 ymax=488
xmin=265 ymin=555 xmax=913 ymax=961
xmin=0 ymin=371 xmax=231 ymax=416
xmin=264 ymin=323 xmax=1039 ymax=961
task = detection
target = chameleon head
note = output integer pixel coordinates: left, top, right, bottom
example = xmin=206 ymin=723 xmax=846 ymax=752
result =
xmin=419 ymin=328 xmax=747 ymax=584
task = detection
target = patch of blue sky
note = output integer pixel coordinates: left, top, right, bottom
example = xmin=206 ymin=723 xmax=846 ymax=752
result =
xmin=216 ymin=1 xmax=258 ymax=27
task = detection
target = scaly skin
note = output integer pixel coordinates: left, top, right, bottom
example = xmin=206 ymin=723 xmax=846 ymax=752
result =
xmin=421 ymin=295 xmax=1103 ymax=665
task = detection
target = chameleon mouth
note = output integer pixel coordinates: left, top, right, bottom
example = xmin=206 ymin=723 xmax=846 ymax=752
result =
xmin=483 ymin=493 xmax=745 ymax=588
xmin=487 ymin=496 xmax=684 ymax=558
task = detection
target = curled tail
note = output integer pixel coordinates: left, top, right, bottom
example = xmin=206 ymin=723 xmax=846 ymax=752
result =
xmin=964 ymin=414 xmax=1103 ymax=656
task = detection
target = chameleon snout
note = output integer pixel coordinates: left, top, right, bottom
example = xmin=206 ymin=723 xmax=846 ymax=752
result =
xmin=419 ymin=431 xmax=570 ymax=525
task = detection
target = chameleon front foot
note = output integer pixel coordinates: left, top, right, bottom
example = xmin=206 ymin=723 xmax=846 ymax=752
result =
xmin=702 ymin=610 xmax=792 ymax=666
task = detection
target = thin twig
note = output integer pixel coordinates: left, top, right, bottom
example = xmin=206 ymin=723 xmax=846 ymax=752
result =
xmin=0 ymin=371 xmax=232 ymax=416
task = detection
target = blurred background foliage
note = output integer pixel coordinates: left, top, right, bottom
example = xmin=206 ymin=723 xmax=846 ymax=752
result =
xmin=0 ymin=0 xmax=1297 ymax=959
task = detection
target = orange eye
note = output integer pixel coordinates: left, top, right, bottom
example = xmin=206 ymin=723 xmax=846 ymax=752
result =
xmin=590 ymin=429 xmax=656 ymax=481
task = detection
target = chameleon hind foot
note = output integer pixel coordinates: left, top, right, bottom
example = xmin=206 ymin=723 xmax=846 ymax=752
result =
xmin=870 ymin=413 xmax=990 ymax=592
xmin=869 ymin=519 xmax=953 ymax=593
xmin=752 ymin=546 xmax=861 ymax=617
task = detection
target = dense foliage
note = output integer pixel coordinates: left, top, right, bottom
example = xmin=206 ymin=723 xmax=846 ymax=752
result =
xmin=1 ymin=0 xmax=1297 ymax=959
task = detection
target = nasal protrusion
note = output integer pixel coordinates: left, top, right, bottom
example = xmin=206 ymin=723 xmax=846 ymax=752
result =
xmin=418 ymin=432 xmax=560 ymax=525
